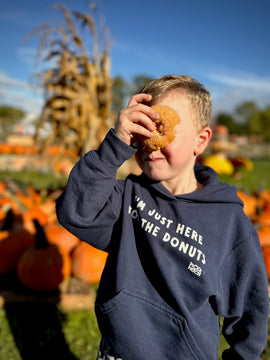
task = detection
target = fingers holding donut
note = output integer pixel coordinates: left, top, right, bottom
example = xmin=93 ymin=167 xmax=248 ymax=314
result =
xmin=114 ymin=94 xmax=159 ymax=146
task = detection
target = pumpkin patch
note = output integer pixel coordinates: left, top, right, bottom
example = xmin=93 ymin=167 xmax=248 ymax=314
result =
xmin=0 ymin=180 xmax=108 ymax=291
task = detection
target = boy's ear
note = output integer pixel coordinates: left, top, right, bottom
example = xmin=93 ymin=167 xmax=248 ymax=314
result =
xmin=194 ymin=127 xmax=212 ymax=155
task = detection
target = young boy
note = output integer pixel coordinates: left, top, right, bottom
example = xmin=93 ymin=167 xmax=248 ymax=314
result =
xmin=56 ymin=75 xmax=269 ymax=360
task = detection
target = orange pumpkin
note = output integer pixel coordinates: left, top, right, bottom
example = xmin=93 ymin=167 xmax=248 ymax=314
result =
xmin=262 ymin=246 xmax=270 ymax=279
xmin=237 ymin=191 xmax=257 ymax=218
xmin=0 ymin=181 xmax=7 ymax=195
xmin=45 ymin=222 xmax=80 ymax=253
xmin=71 ymin=241 xmax=107 ymax=284
xmin=15 ymin=188 xmax=34 ymax=209
xmin=258 ymin=189 xmax=270 ymax=211
xmin=257 ymin=226 xmax=270 ymax=247
xmin=0 ymin=210 xmax=35 ymax=274
xmin=17 ymin=219 xmax=71 ymax=291
xmin=20 ymin=207 xmax=49 ymax=234
xmin=0 ymin=197 xmax=20 ymax=215
xmin=0 ymin=207 xmax=5 ymax=222
xmin=0 ymin=143 xmax=13 ymax=154
xmin=254 ymin=209 xmax=270 ymax=227
xmin=38 ymin=199 xmax=57 ymax=224
xmin=26 ymin=186 xmax=42 ymax=207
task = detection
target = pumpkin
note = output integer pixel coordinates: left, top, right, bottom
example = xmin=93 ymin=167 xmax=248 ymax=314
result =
xmin=254 ymin=209 xmax=270 ymax=227
xmin=0 ymin=181 xmax=7 ymax=195
xmin=45 ymin=222 xmax=80 ymax=253
xmin=262 ymin=246 xmax=270 ymax=279
xmin=13 ymin=185 xmax=41 ymax=210
xmin=257 ymin=226 xmax=270 ymax=247
xmin=38 ymin=199 xmax=57 ymax=224
xmin=258 ymin=189 xmax=270 ymax=212
xmin=203 ymin=154 xmax=234 ymax=176
xmin=237 ymin=191 xmax=257 ymax=218
xmin=15 ymin=188 xmax=34 ymax=209
xmin=0 ymin=209 xmax=35 ymax=274
xmin=0 ymin=143 xmax=13 ymax=154
xmin=0 ymin=197 xmax=20 ymax=215
xmin=38 ymin=198 xmax=57 ymax=223
xmin=17 ymin=219 xmax=71 ymax=291
xmin=71 ymin=241 xmax=107 ymax=284
xmin=26 ymin=186 xmax=42 ymax=207
xmin=0 ymin=207 xmax=5 ymax=222
xmin=20 ymin=207 xmax=49 ymax=234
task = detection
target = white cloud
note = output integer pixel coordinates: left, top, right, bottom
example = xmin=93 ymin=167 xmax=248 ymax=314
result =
xmin=205 ymin=69 xmax=270 ymax=116
xmin=208 ymin=72 xmax=270 ymax=92
xmin=0 ymin=71 xmax=28 ymax=89
xmin=17 ymin=46 xmax=38 ymax=67
xmin=0 ymin=71 xmax=43 ymax=114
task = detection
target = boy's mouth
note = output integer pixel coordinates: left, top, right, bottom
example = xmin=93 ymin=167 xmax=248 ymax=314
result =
xmin=145 ymin=156 xmax=165 ymax=162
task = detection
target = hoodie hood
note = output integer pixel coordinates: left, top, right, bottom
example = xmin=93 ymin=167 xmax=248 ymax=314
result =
xmin=132 ymin=163 xmax=243 ymax=206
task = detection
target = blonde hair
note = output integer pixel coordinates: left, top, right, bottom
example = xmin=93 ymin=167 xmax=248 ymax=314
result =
xmin=139 ymin=74 xmax=212 ymax=129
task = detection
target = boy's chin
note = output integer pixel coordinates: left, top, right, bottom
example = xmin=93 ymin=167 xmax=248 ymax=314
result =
xmin=143 ymin=171 xmax=164 ymax=182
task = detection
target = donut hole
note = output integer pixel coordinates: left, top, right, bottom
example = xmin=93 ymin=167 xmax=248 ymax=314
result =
xmin=156 ymin=121 xmax=164 ymax=135
xmin=142 ymin=105 xmax=181 ymax=151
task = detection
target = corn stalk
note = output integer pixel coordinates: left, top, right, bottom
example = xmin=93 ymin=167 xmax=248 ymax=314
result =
xmin=30 ymin=3 xmax=113 ymax=157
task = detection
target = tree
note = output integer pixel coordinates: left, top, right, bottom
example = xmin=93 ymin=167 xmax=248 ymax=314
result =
xmin=132 ymin=75 xmax=154 ymax=94
xmin=215 ymin=101 xmax=270 ymax=142
xmin=215 ymin=113 xmax=239 ymax=134
xmin=28 ymin=3 xmax=113 ymax=157
xmin=247 ymin=106 xmax=270 ymax=141
xmin=0 ymin=106 xmax=25 ymax=139
xmin=111 ymin=74 xmax=154 ymax=115
xmin=112 ymin=75 xmax=127 ymax=114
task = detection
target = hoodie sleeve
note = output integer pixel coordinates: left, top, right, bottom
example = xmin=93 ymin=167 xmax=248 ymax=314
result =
xmin=56 ymin=129 xmax=136 ymax=250
xmin=217 ymin=228 xmax=269 ymax=359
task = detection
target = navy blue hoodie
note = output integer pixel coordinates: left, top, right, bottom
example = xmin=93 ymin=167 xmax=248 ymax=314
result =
xmin=57 ymin=129 xmax=269 ymax=360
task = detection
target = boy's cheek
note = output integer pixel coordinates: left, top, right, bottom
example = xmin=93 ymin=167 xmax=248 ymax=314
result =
xmin=135 ymin=151 xmax=148 ymax=169
xmin=160 ymin=142 xmax=174 ymax=156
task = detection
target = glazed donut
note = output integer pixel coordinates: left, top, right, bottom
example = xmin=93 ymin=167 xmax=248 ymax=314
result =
xmin=142 ymin=105 xmax=181 ymax=151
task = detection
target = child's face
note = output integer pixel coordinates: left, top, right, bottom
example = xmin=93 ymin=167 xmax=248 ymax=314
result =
xmin=135 ymin=90 xmax=210 ymax=193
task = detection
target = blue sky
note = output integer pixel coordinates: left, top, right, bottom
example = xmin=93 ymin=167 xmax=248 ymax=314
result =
xmin=1 ymin=0 xmax=270 ymax=117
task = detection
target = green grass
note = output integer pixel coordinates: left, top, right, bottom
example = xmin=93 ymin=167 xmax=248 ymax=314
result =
xmin=1 ymin=159 xmax=270 ymax=193
xmin=0 ymin=170 xmax=67 ymax=191
xmin=0 ymin=304 xmax=100 ymax=360
xmin=218 ymin=159 xmax=270 ymax=194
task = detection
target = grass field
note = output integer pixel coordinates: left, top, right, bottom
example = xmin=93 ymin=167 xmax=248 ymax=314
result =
xmin=0 ymin=159 xmax=270 ymax=359
xmin=0 ymin=304 xmax=100 ymax=360
xmin=218 ymin=159 xmax=270 ymax=194
xmin=1 ymin=158 xmax=270 ymax=193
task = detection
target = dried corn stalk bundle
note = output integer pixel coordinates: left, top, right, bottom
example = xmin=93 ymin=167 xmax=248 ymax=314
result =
xmin=30 ymin=3 xmax=113 ymax=157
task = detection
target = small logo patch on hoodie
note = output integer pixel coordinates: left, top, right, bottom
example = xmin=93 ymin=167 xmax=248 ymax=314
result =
xmin=188 ymin=262 xmax=202 ymax=276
